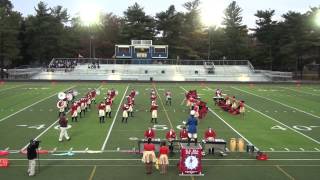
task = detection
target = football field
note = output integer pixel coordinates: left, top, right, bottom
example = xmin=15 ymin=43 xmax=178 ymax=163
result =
xmin=0 ymin=81 xmax=319 ymax=180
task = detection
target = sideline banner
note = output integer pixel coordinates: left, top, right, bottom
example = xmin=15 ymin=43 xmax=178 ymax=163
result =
xmin=179 ymin=143 xmax=203 ymax=175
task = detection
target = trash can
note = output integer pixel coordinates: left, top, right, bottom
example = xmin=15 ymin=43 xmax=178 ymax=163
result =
xmin=237 ymin=138 xmax=245 ymax=152
xmin=229 ymin=138 xmax=236 ymax=152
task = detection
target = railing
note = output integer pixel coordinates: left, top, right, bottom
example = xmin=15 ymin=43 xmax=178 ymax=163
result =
xmin=7 ymin=68 xmax=43 ymax=80
xmin=255 ymin=70 xmax=293 ymax=81
xmin=49 ymin=58 xmax=254 ymax=66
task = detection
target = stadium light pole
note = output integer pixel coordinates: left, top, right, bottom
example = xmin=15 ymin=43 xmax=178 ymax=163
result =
xmin=79 ymin=4 xmax=100 ymax=59
xmin=315 ymin=10 xmax=320 ymax=78
xmin=201 ymin=0 xmax=224 ymax=60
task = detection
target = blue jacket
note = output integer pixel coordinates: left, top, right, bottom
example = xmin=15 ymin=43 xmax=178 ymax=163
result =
xmin=187 ymin=116 xmax=198 ymax=133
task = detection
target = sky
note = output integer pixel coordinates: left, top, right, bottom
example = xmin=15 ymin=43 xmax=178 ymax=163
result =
xmin=10 ymin=0 xmax=320 ymax=28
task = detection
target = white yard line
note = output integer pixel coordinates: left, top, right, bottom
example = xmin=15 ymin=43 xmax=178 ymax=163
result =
xmin=0 ymin=85 xmax=23 ymax=93
xmin=231 ymin=86 xmax=320 ymax=119
xmin=279 ymin=87 xmax=320 ymax=96
xmin=179 ymin=86 xmax=259 ymax=151
xmin=0 ymin=86 xmax=75 ymax=123
xmin=244 ymin=103 xmax=320 ymax=145
xmin=21 ymin=109 xmax=70 ymax=150
xmin=101 ymin=85 xmax=129 ymax=151
xmin=154 ymin=85 xmax=173 ymax=128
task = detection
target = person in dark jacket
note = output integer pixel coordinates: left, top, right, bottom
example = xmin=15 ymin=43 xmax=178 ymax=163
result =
xmin=27 ymin=140 xmax=39 ymax=176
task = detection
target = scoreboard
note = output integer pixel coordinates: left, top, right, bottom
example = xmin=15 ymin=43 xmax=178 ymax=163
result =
xmin=115 ymin=40 xmax=168 ymax=60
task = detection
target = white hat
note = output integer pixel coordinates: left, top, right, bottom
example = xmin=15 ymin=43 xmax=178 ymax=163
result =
xmin=190 ymin=110 xmax=195 ymax=115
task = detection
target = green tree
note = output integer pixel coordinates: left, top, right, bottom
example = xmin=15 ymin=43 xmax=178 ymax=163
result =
xmin=121 ymin=3 xmax=156 ymax=42
xmin=0 ymin=0 xmax=22 ymax=67
xmin=155 ymin=5 xmax=186 ymax=58
xmin=253 ymin=10 xmax=277 ymax=69
xmin=24 ymin=1 xmax=75 ymax=65
xmin=222 ymin=1 xmax=250 ymax=59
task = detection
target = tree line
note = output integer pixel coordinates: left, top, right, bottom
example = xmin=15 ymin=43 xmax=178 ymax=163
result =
xmin=0 ymin=0 xmax=319 ymax=72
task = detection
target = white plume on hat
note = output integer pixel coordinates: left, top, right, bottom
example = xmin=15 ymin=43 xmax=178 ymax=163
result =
xmin=190 ymin=110 xmax=195 ymax=115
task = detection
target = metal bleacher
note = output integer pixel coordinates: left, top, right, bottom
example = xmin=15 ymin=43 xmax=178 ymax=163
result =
xmin=31 ymin=58 xmax=285 ymax=82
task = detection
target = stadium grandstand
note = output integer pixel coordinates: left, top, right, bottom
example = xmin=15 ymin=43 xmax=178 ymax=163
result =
xmin=2 ymin=40 xmax=291 ymax=82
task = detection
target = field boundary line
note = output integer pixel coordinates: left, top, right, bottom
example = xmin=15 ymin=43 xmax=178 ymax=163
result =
xmin=0 ymin=85 xmax=24 ymax=93
xmin=179 ymin=86 xmax=259 ymax=150
xmin=0 ymin=85 xmax=75 ymax=123
xmin=154 ymin=85 xmax=173 ymax=128
xmin=231 ymin=86 xmax=320 ymax=119
xmin=88 ymin=165 xmax=97 ymax=180
xmin=276 ymin=165 xmax=295 ymax=180
xmin=101 ymin=85 xmax=129 ymax=150
xmin=244 ymin=103 xmax=320 ymax=145
xmin=279 ymin=87 xmax=320 ymax=96
xmin=8 ymin=158 xmax=320 ymax=161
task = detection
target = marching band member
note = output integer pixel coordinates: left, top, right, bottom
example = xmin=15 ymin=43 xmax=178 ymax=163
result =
xmin=186 ymin=110 xmax=198 ymax=146
xmin=215 ymin=88 xmax=222 ymax=97
xmin=91 ymin=90 xmax=97 ymax=104
xmin=225 ymin=96 xmax=231 ymax=110
xmin=110 ymin=88 xmax=116 ymax=101
xmin=130 ymin=88 xmax=136 ymax=97
xmin=158 ymin=141 xmax=169 ymax=174
xmin=77 ymin=100 xmax=82 ymax=118
xmin=198 ymin=101 xmax=208 ymax=119
xmin=179 ymin=127 xmax=188 ymax=141
xmin=150 ymin=89 xmax=156 ymax=96
xmin=98 ymin=101 xmax=106 ymax=123
xmin=122 ymin=103 xmax=129 ymax=123
xmin=57 ymin=99 xmax=66 ymax=117
xmin=150 ymin=101 xmax=158 ymax=124
xmin=86 ymin=93 xmax=92 ymax=109
xmin=239 ymin=100 xmax=245 ymax=113
xmin=71 ymin=102 xmax=78 ymax=122
xmin=130 ymin=88 xmax=136 ymax=105
xmin=193 ymin=102 xmax=200 ymax=118
xmin=127 ymin=95 xmax=134 ymax=117
xmin=105 ymin=97 xmax=112 ymax=118
xmin=150 ymin=94 xmax=157 ymax=102
xmin=165 ymin=90 xmax=172 ymax=106
xmin=144 ymin=127 xmax=155 ymax=140
xmin=58 ymin=113 xmax=70 ymax=142
xmin=239 ymin=100 xmax=245 ymax=119
xmin=204 ymin=127 xmax=216 ymax=142
xmin=166 ymin=128 xmax=176 ymax=153
xmin=80 ymin=98 xmax=86 ymax=117
xmin=142 ymin=138 xmax=156 ymax=174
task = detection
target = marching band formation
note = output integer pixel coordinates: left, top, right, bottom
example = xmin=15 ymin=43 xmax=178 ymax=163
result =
xmin=54 ymin=86 xmax=245 ymax=156
xmin=213 ymin=88 xmax=246 ymax=116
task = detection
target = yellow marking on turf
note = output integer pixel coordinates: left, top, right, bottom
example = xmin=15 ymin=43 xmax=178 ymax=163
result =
xmin=88 ymin=165 xmax=97 ymax=180
xmin=154 ymin=85 xmax=173 ymax=128
xmin=191 ymin=176 xmax=195 ymax=180
xmin=276 ymin=165 xmax=295 ymax=180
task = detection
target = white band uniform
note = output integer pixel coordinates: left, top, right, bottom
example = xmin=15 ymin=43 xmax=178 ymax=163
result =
xmin=152 ymin=110 xmax=157 ymax=118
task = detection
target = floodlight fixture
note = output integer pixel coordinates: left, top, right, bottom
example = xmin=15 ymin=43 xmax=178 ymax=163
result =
xmin=200 ymin=0 xmax=226 ymax=27
xmin=79 ymin=3 xmax=101 ymax=26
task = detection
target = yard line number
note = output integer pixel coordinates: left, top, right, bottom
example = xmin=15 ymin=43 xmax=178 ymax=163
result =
xmin=271 ymin=125 xmax=320 ymax=131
